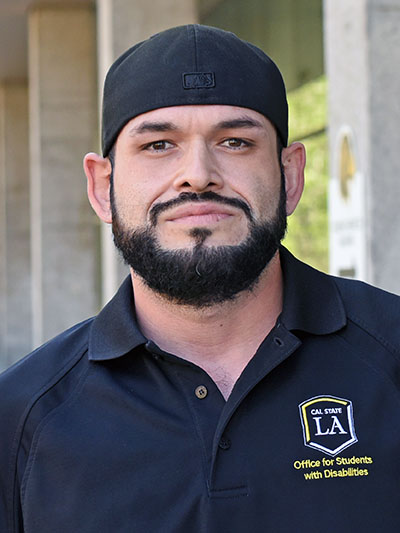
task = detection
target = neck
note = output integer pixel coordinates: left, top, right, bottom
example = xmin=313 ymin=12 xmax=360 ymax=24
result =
xmin=130 ymin=251 xmax=283 ymax=399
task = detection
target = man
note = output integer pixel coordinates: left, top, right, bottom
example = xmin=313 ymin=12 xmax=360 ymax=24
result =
xmin=1 ymin=24 xmax=400 ymax=533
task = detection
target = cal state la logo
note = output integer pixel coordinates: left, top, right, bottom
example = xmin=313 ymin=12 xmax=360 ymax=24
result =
xmin=299 ymin=395 xmax=357 ymax=456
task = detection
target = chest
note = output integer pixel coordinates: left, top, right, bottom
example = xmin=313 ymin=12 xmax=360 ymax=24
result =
xmin=19 ymin=331 xmax=400 ymax=532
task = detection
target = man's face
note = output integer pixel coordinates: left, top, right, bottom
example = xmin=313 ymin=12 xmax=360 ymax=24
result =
xmin=111 ymin=105 xmax=283 ymax=247
xmin=110 ymin=105 xmax=287 ymax=306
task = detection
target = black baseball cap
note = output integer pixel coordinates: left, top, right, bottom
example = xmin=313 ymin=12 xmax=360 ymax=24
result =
xmin=102 ymin=24 xmax=288 ymax=156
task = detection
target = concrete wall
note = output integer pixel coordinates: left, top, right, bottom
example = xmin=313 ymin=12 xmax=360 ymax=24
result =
xmin=29 ymin=5 xmax=99 ymax=346
xmin=0 ymin=83 xmax=31 ymax=370
xmin=325 ymin=0 xmax=400 ymax=293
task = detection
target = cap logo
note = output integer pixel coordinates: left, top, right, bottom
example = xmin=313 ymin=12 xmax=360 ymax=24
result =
xmin=182 ymin=72 xmax=215 ymax=89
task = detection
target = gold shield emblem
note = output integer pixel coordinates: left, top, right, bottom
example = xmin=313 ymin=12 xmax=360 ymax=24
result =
xmin=299 ymin=395 xmax=358 ymax=456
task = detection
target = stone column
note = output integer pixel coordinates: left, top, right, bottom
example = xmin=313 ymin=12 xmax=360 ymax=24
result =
xmin=29 ymin=5 xmax=99 ymax=346
xmin=96 ymin=0 xmax=198 ymax=304
xmin=325 ymin=0 xmax=400 ymax=294
xmin=0 ymin=83 xmax=31 ymax=370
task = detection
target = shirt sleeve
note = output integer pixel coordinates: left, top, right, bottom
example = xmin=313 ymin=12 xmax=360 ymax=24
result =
xmin=0 ymin=365 xmax=25 ymax=532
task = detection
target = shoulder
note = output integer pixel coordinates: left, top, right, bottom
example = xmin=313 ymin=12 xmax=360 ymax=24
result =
xmin=0 ymin=317 xmax=94 ymax=429
xmin=333 ymin=276 xmax=400 ymax=353
xmin=0 ymin=317 xmax=95 ymax=528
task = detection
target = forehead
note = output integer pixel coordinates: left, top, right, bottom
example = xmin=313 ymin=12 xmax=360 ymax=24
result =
xmin=119 ymin=104 xmax=276 ymax=138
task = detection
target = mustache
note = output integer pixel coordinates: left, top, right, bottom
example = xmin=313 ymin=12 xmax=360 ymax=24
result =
xmin=149 ymin=191 xmax=253 ymax=226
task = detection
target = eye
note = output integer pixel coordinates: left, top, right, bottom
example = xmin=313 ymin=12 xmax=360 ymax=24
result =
xmin=221 ymin=138 xmax=251 ymax=149
xmin=143 ymin=140 xmax=174 ymax=152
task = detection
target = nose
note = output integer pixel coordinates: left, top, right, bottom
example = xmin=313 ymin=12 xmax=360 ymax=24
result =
xmin=172 ymin=140 xmax=224 ymax=192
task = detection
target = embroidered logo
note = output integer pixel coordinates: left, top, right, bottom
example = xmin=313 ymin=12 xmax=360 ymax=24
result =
xmin=182 ymin=72 xmax=215 ymax=89
xmin=299 ymin=395 xmax=357 ymax=456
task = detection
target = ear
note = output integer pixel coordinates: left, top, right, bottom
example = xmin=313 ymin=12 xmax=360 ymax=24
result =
xmin=84 ymin=152 xmax=113 ymax=224
xmin=281 ymin=142 xmax=306 ymax=216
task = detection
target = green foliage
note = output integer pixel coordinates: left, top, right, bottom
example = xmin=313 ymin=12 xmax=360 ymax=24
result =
xmin=282 ymin=75 xmax=329 ymax=272
xmin=287 ymin=75 xmax=327 ymax=141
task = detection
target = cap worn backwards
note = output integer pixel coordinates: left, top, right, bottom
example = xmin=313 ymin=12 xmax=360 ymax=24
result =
xmin=102 ymin=24 xmax=288 ymax=156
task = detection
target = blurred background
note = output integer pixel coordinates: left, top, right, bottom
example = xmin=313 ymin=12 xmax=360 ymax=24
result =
xmin=1 ymin=0 xmax=400 ymax=369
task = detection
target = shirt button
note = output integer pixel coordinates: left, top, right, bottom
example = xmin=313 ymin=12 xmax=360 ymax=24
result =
xmin=195 ymin=385 xmax=208 ymax=399
xmin=218 ymin=437 xmax=231 ymax=450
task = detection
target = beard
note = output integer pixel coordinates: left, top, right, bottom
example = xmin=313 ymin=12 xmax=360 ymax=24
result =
xmin=111 ymin=186 xmax=287 ymax=307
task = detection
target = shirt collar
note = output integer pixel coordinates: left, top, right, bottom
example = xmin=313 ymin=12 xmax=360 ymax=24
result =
xmin=88 ymin=276 xmax=146 ymax=361
xmin=279 ymin=246 xmax=346 ymax=334
xmin=88 ymin=247 xmax=347 ymax=361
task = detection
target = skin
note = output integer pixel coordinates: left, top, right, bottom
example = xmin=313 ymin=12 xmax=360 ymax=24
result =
xmin=84 ymin=105 xmax=306 ymax=399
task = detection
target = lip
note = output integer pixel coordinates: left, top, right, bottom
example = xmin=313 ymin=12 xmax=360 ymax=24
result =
xmin=165 ymin=202 xmax=236 ymax=223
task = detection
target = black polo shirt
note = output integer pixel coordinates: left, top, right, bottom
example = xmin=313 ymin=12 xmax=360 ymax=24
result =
xmin=1 ymin=247 xmax=400 ymax=532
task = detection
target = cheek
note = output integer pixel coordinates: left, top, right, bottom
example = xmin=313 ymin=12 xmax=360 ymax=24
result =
xmin=112 ymin=174 xmax=164 ymax=226
xmin=112 ymin=186 xmax=148 ymax=227
xmin=254 ymin=162 xmax=283 ymax=217
xmin=224 ymin=154 xmax=281 ymax=210
xmin=236 ymin=175 xmax=281 ymax=222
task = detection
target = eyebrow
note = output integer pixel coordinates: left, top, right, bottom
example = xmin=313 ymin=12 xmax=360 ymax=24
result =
xmin=128 ymin=115 xmax=265 ymax=136
xmin=128 ymin=121 xmax=179 ymax=135
xmin=214 ymin=117 xmax=265 ymax=130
